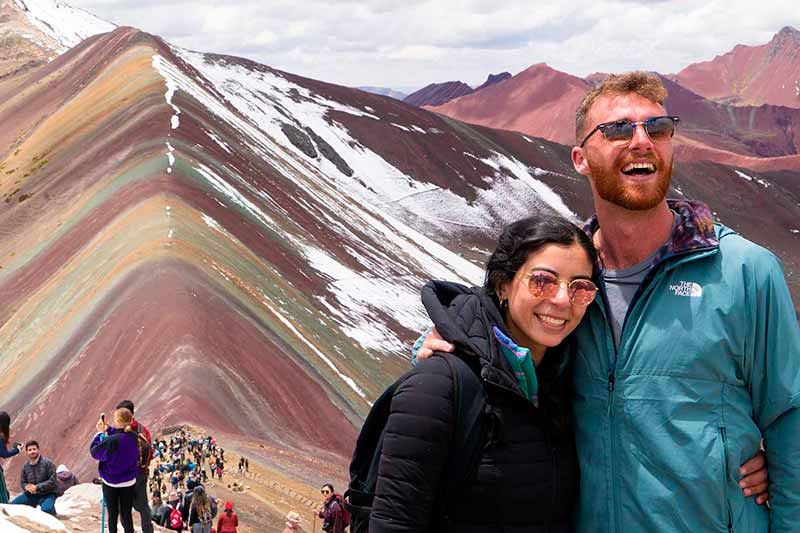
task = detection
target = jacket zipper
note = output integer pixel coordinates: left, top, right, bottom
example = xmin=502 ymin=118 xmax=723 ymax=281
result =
xmin=603 ymin=245 xmax=718 ymax=532
xmin=720 ymin=427 xmax=734 ymax=533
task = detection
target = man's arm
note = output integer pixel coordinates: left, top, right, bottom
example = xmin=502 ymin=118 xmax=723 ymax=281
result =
xmin=20 ymin=463 xmax=28 ymax=491
xmin=746 ymin=253 xmax=800 ymax=531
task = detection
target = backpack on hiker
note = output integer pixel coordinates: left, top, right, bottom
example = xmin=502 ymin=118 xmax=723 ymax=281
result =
xmin=134 ymin=427 xmax=152 ymax=470
xmin=344 ymin=353 xmax=487 ymax=533
xmin=332 ymin=494 xmax=350 ymax=528
xmin=169 ymin=506 xmax=183 ymax=529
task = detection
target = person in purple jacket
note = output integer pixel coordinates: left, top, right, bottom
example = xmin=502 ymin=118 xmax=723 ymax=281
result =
xmin=90 ymin=408 xmax=140 ymax=533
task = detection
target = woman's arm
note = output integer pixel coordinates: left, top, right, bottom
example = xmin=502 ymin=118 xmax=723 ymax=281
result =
xmin=369 ymin=357 xmax=457 ymax=532
xmin=0 ymin=440 xmax=19 ymax=458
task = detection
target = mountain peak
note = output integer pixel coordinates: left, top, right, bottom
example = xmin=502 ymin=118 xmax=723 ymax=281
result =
xmin=771 ymin=26 xmax=800 ymax=50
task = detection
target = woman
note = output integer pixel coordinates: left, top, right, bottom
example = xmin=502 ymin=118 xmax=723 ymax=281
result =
xmin=187 ymin=485 xmax=215 ymax=533
xmin=216 ymin=500 xmax=239 ymax=533
xmin=90 ymin=408 xmax=140 ymax=533
xmin=0 ymin=411 xmax=23 ymax=504
xmin=368 ymin=216 xmax=598 ymax=532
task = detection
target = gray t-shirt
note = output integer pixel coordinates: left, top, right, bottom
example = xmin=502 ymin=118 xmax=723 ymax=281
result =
xmin=602 ymin=212 xmax=679 ymax=348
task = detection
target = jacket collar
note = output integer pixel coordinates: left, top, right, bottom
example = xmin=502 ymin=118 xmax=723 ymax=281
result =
xmin=582 ymin=199 xmax=718 ymax=267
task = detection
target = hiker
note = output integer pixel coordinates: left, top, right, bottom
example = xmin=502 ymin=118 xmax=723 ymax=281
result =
xmin=150 ymin=491 xmax=170 ymax=524
xmin=116 ymin=400 xmax=154 ymax=533
xmin=244 ymin=458 xmax=248 ymax=472
xmin=414 ymin=71 xmax=797 ymax=531
xmin=55 ymin=464 xmax=79 ymax=496
xmin=10 ymin=440 xmax=58 ymax=515
xmin=282 ymin=510 xmax=303 ymax=532
xmin=365 ymin=216 xmax=595 ymax=531
xmin=162 ymin=490 xmax=185 ymax=531
xmin=216 ymin=500 xmax=239 ymax=533
xmin=90 ymin=408 xmax=139 ymax=533
xmin=0 ymin=411 xmax=22 ymax=504
xmin=318 ymin=484 xmax=345 ymax=533
xmin=187 ymin=485 xmax=216 ymax=533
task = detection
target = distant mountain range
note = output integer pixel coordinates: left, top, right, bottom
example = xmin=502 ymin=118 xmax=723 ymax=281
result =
xmin=356 ymin=86 xmax=408 ymax=100
xmin=403 ymin=72 xmax=511 ymax=107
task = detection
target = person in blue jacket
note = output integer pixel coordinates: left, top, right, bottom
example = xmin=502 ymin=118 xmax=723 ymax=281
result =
xmin=91 ymin=407 xmax=140 ymax=533
xmin=0 ymin=411 xmax=23 ymax=504
xmin=417 ymin=71 xmax=798 ymax=531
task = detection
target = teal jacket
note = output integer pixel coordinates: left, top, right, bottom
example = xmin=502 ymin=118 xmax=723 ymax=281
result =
xmin=571 ymin=200 xmax=800 ymax=532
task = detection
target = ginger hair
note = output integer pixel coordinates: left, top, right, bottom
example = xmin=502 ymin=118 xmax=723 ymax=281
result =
xmin=575 ymin=71 xmax=668 ymax=144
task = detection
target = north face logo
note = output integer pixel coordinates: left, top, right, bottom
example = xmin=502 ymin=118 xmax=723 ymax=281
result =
xmin=669 ymin=281 xmax=703 ymax=297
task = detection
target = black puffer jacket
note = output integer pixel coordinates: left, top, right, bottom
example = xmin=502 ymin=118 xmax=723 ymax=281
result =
xmin=370 ymin=281 xmax=578 ymax=532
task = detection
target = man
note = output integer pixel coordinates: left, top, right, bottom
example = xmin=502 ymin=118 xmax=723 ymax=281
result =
xmin=10 ymin=441 xmax=58 ymax=515
xmin=117 ymin=400 xmax=154 ymax=533
xmin=150 ymin=491 xmax=169 ymax=525
xmin=417 ymin=72 xmax=799 ymax=531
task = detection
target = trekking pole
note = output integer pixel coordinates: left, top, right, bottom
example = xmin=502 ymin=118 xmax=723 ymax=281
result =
xmin=101 ymin=493 xmax=105 ymax=533
xmin=313 ymin=512 xmax=317 ymax=533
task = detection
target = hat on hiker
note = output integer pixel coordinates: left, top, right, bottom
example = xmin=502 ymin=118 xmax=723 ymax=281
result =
xmin=224 ymin=501 xmax=233 ymax=511
xmin=57 ymin=464 xmax=67 ymax=474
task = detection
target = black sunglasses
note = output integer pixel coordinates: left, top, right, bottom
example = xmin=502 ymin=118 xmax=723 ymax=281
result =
xmin=580 ymin=115 xmax=679 ymax=147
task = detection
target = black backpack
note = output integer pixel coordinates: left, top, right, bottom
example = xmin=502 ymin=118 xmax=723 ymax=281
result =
xmin=344 ymin=352 xmax=487 ymax=533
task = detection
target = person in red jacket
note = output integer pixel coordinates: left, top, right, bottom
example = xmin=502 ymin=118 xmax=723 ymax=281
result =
xmin=317 ymin=484 xmax=345 ymax=533
xmin=216 ymin=501 xmax=238 ymax=533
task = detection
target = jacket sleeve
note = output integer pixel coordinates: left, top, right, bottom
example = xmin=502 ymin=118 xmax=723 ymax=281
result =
xmin=90 ymin=432 xmax=116 ymax=462
xmin=36 ymin=460 xmax=58 ymax=494
xmin=369 ymin=357 xmax=456 ymax=532
xmin=744 ymin=252 xmax=800 ymax=532
xmin=0 ymin=440 xmax=19 ymax=458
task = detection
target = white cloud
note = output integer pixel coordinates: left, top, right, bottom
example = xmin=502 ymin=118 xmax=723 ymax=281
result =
xmin=70 ymin=0 xmax=800 ymax=90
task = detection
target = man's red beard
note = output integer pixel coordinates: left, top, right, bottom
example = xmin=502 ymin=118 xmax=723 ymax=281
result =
xmin=587 ymin=153 xmax=673 ymax=211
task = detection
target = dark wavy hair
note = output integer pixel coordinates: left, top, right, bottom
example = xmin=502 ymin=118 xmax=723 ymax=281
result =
xmin=484 ymin=215 xmax=598 ymax=301
xmin=0 ymin=411 xmax=9 ymax=444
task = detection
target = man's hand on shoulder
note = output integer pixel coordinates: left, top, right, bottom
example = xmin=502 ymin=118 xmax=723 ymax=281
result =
xmin=739 ymin=450 xmax=769 ymax=505
xmin=415 ymin=328 xmax=455 ymax=361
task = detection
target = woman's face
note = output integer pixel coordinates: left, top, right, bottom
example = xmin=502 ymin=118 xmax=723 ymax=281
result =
xmin=498 ymin=241 xmax=594 ymax=360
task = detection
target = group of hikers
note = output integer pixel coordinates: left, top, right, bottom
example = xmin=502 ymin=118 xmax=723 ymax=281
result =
xmin=343 ymin=71 xmax=800 ymax=532
xmin=1 ymin=403 xmax=241 ymax=533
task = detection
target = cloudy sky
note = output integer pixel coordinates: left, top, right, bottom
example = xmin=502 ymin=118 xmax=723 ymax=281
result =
xmin=71 ymin=0 xmax=799 ymax=93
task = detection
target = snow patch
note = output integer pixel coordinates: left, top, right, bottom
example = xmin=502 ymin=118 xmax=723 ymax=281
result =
xmin=734 ymin=170 xmax=771 ymax=188
xmin=0 ymin=503 xmax=68 ymax=531
xmin=480 ymin=152 xmax=576 ymax=219
xmin=14 ymin=0 xmax=115 ymax=53
xmin=202 ymin=213 xmax=224 ymax=233
xmin=206 ymin=130 xmax=232 ymax=153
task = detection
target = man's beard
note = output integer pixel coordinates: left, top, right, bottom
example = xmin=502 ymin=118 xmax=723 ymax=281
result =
xmin=587 ymin=154 xmax=673 ymax=211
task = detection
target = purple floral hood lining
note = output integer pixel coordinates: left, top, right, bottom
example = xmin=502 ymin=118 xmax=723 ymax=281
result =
xmin=582 ymin=199 xmax=718 ymax=267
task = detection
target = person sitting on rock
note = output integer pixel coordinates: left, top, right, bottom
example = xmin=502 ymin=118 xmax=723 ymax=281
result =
xmin=55 ymin=464 xmax=79 ymax=497
xmin=11 ymin=440 xmax=59 ymax=515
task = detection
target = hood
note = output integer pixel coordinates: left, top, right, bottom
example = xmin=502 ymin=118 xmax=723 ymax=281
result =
xmin=57 ymin=470 xmax=74 ymax=481
xmin=583 ymin=199 xmax=719 ymax=267
xmin=420 ymin=280 xmax=524 ymax=397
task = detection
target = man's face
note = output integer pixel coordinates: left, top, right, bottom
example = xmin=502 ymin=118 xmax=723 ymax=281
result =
xmin=26 ymin=445 xmax=40 ymax=462
xmin=572 ymin=93 xmax=674 ymax=211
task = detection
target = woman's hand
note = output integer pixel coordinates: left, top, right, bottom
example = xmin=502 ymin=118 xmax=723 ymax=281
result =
xmin=15 ymin=443 xmax=23 ymax=453
xmin=95 ymin=417 xmax=108 ymax=433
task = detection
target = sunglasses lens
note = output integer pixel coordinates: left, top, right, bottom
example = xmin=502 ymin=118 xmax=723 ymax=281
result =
xmin=645 ymin=117 xmax=676 ymax=138
xmin=528 ymin=272 xmax=559 ymax=298
xmin=602 ymin=121 xmax=635 ymax=141
xmin=569 ymin=280 xmax=598 ymax=306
